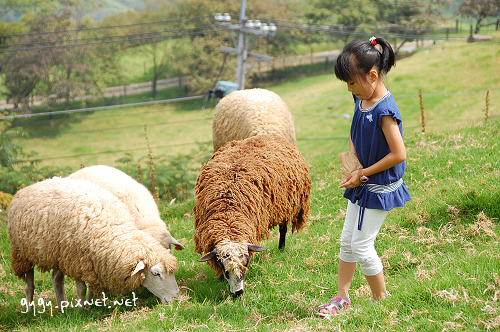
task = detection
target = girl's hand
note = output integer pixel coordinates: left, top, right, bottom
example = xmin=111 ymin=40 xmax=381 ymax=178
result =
xmin=340 ymin=116 xmax=406 ymax=189
xmin=339 ymin=169 xmax=362 ymax=188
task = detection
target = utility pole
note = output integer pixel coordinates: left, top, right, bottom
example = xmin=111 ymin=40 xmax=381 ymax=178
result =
xmin=214 ymin=0 xmax=276 ymax=91
xmin=235 ymin=0 xmax=248 ymax=90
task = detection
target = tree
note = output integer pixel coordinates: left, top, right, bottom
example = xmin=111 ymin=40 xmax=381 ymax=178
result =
xmin=0 ymin=0 xmax=62 ymax=20
xmin=459 ymin=0 xmax=500 ymax=33
xmin=305 ymin=0 xmax=451 ymax=49
xmin=373 ymin=0 xmax=451 ymax=50
xmin=113 ymin=0 xmax=305 ymax=94
xmin=0 ymin=1 xmax=122 ymax=111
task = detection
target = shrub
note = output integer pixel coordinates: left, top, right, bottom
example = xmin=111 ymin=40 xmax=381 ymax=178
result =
xmin=115 ymin=142 xmax=212 ymax=202
xmin=0 ymin=115 xmax=71 ymax=194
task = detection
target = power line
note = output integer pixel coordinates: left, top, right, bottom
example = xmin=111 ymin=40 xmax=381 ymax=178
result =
xmin=12 ymin=105 xmax=215 ymax=126
xmin=16 ymin=117 xmax=214 ymax=138
xmin=6 ymin=88 xmax=496 ymax=126
xmin=280 ymin=89 xmax=500 ymax=99
xmin=271 ymin=22 xmax=465 ymax=41
xmin=0 ymin=28 xmax=226 ymax=52
xmin=19 ymin=111 xmax=495 ymax=163
xmin=0 ymin=25 xmax=221 ymax=49
xmin=0 ymin=15 xmax=213 ymax=38
xmin=1 ymin=95 xmax=206 ymax=120
xmin=14 ymin=140 xmax=213 ymax=163
xmin=266 ymin=18 xmax=462 ymax=34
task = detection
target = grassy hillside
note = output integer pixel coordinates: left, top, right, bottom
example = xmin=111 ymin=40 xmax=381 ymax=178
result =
xmin=1 ymin=113 xmax=499 ymax=331
xmin=13 ymin=37 xmax=500 ymax=172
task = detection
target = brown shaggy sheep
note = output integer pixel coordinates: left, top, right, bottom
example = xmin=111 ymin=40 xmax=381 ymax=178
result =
xmin=193 ymin=135 xmax=311 ymax=296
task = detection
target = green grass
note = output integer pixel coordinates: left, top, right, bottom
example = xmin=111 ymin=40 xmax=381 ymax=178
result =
xmin=1 ymin=37 xmax=500 ymax=331
xmin=1 ymin=119 xmax=499 ymax=331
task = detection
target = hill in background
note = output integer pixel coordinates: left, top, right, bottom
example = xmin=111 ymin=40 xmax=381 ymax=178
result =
xmin=0 ymin=0 xmax=146 ymax=22
xmin=94 ymin=0 xmax=146 ymax=20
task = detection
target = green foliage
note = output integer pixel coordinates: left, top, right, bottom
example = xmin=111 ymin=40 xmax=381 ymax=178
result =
xmin=458 ymin=0 xmax=500 ymax=33
xmin=305 ymin=0 xmax=452 ymax=45
xmin=0 ymin=116 xmax=71 ymax=194
xmin=115 ymin=142 xmax=212 ymax=202
xmin=0 ymin=190 xmax=12 ymax=211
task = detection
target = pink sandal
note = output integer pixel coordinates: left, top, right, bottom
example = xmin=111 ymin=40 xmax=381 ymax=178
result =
xmin=316 ymin=296 xmax=351 ymax=318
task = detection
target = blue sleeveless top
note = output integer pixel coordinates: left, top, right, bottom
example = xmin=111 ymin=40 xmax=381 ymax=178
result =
xmin=344 ymin=91 xmax=411 ymax=212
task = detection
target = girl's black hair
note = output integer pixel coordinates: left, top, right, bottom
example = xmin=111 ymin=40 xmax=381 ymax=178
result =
xmin=334 ymin=37 xmax=395 ymax=82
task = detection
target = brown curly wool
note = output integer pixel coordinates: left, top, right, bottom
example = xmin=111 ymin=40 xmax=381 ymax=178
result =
xmin=212 ymin=88 xmax=296 ymax=151
xmin=8 ymin=177 xmax=177 ymax=294
xmin=193 ymin=135 xmax=311 ymax=278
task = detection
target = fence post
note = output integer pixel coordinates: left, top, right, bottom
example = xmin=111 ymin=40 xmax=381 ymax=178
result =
xmin=419 ymin=88 xmax=425 ymax=133
xmin=484 ymin=90 xmax=490 ymax=121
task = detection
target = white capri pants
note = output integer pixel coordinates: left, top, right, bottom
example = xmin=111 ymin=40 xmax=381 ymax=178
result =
xmin=339 ymin=200 xmax=388 ymax=276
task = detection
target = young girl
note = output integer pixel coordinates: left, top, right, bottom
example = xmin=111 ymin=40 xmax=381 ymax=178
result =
xmin=316 ymin=37 xmax=411 ymax=318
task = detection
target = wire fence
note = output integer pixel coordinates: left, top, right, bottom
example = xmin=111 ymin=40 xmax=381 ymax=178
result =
xmin=6 ymin=88 xmax=497 ymax=164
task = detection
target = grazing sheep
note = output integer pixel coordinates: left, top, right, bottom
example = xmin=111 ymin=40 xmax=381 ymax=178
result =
xmin=212 ymin=88 xmax=296 ymax=151
xmin=8 ymin=177 xmax=179 ymax=310
xmin=68 ymin=165 xmax=184 ymax=251
xmin=193 ymin=135 xmax=311 ymax=296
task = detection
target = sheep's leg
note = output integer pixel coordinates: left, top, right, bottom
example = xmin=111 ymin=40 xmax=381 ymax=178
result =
xmin=22 ymin=269 xmax=35 ymax=311
xmin=51 ymin=269 xmax=66 ymax=309
xmin=75 ymin=280 xmax=87 ymax=304
xmin=279 ymin=223 xmax=288 ymax=249
xmin=86 ymin=289 xmax=94 ymax=303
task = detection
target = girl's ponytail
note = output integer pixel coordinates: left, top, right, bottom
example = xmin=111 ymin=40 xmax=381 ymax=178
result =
xmin=370 ymin=37 xmax=395 ymax=76
xmin=334 ymin=36 xmax=396 ymax=82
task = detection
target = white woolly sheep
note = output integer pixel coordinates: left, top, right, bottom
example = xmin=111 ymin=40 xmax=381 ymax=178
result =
xmin=193 ymin=135 xmax=311 ymax=296
xmin=8 ymin=177 xmax=179 ymax=310
xmin=68 ymin=165 xmax=184 ymax=251
xmin=212 ymin=88 xmax=296 ymax=152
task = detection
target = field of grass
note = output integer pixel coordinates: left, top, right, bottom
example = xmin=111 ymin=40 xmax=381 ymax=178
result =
xmin=1 ymin=17 xmax=500 ymax=332
xmin=1 ymin=116 xmax=499 ymax=331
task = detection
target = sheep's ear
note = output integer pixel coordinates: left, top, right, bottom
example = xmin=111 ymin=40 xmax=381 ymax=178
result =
xmin=131 ymin=261 xmax=145 ymax=276
xmin=247 ymin=244 xmax=268 ymax=252
xmin=197 ymin=249 xmax=217 ymax=262
xmin=170 ymin=237 xmax=185 ymax=251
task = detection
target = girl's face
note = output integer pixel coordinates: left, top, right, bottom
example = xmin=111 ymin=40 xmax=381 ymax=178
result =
xmin=346 ymin=74 xmax=376 ymax=101
xmin=345 ymin=68 xmax=379 ymax=101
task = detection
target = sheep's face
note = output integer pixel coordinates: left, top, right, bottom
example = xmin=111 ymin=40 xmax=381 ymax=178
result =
xmin=217 ymin=247 xmax=249 ymax=297
xmin=140 ymin=262 xmax=179 ymax=303
xmin=198 ymin=241 xmax=268 ymax=297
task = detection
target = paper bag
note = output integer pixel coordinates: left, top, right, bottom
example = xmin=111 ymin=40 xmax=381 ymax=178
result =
xmin=338 ymin=151 xmax=363 ymax=181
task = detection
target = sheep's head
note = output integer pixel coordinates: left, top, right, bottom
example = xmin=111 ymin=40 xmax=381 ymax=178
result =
xmin=132 ymin=258 xmax=179 ymax=304
xmin=197 ymin=240 xmax=268 ymax=297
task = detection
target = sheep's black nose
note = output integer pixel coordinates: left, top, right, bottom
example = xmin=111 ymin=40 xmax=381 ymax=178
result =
xmin=234 ymin=289 xmax=244 ymax=297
